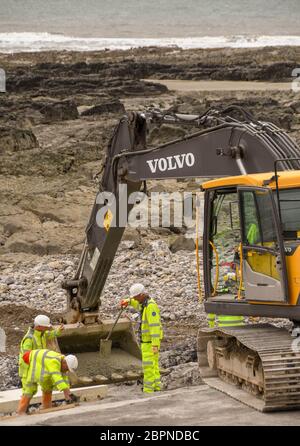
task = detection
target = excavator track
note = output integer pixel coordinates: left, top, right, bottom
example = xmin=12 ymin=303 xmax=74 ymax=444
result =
xmin=197 ymin=323 xmax=300 ymax=412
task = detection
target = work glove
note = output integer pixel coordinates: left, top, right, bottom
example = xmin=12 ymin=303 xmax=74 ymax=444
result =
xmin=120 ymin=299 xmax=129 ymax=308
xmin=66 ymin=393 xmax=80 ymax=404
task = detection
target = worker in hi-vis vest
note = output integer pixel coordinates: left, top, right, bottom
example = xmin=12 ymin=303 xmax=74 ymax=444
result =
xmin=17 ymin=349 xmax=78 ymax=415
xmin=18 ymin=315 xmax=63 ymax=396
xmin=121 ymin=283 xmax=163 ymax=393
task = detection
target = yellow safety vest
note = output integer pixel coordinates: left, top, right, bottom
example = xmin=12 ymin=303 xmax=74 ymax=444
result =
xmin=215 ymin=315 xmax=244 ymax=327
xmin=26 ymin=349 xmax=70 ymax=391
xmin=207 ymin=313 xmax=244 ymax=328
xmin=18 ymin=327 xmax=61 ymax=378
xmin=128 ymin=297 xmax=163 ymax=347
xmin=207 ymin=313 xmax=216 ymax=328
xmin=247 ymin=223 xmax=259 ymax=245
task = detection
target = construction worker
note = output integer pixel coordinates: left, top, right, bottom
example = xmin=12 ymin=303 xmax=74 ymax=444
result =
xmin=17 ymin=349 xmax=78 ymax=415
xmin=120 ymin=283 xmax=163 ymax=394
xmin=207 ymin=312 xmax=244 ymax=328
xmin=18 ymin=315 xmax=63 ymax=395
xmin=247 ymin=222 xmax=259 ymax=245
xmin=215 ymin=314 xmax=244 ymax=326
xmin=207 ymin=313 xmax=216 ymax=328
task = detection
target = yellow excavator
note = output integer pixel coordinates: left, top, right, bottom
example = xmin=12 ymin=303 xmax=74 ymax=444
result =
xmin=57 ymin=106 xmax=300 ymax=411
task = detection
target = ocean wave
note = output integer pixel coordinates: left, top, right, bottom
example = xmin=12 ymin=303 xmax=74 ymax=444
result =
xmin=0 ymin=32 xmax=300 ymax=53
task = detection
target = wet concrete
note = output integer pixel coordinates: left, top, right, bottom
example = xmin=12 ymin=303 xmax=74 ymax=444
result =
xmin=76 ymin=349 xmax=142 ymax=379
xmin=3 ymin=385 xmax=300 ymax=426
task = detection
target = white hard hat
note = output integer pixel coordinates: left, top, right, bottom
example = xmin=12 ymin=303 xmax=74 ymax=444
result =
xmin=34 ymin=315 xmax=51 ymax=328
xmin=129 ymin=283 xmax=145 ymax=298
xmin=64 ymin=355 xmax=78 ymax=372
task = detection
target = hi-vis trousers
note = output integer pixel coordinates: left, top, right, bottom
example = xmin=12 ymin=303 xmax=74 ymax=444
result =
xmin=141 ymin=343 xmax=161 ymax=393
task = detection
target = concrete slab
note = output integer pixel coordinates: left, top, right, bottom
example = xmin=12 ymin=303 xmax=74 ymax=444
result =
xmin=204 ymin=377 xmax=265 ymax=412
xmin=2 ymin=384 xmax=300 ymax=426
xmin=0 ymin=384 xmax=108 ymax=414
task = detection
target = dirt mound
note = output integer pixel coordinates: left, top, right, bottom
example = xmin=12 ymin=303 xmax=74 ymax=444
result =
xmin=0 ymin=304 xmax=62 ymax=354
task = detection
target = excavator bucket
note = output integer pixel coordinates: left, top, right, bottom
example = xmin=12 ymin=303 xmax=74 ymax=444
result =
xmin=52 ymin=319 xmax=142 ymax=386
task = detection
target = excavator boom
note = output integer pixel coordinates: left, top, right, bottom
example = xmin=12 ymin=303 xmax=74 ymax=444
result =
xmin=57 ymin=106 xmax=300 ymax=406
xmin=63 ymin=107 xmax=300 ymax=313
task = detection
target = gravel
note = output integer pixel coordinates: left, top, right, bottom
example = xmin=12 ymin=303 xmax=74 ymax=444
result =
xmin=0 ymin=237 xmax=205 ymax=391
xmin=0 ymin=236 xmax=293 ymax=393
xmin=0 ymin=355 xmax=19 ymax=391
xmin=0 ymin=239 xmax=204 ymax=321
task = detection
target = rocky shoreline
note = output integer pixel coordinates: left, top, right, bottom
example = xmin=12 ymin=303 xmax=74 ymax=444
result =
xmin=0 ymin=46 xmax=300 ymax=394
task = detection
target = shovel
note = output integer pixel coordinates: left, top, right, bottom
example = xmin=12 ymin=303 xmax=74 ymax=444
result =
xmin=99 ymin=307 xmax=124 ymax=357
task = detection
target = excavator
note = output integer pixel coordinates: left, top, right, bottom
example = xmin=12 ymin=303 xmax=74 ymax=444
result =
xmin=56 ymin=105 xmax=300 ymax=411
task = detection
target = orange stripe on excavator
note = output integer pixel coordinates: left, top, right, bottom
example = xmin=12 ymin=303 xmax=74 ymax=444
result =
xmin=202 ymin=170 xmax=300 ymax=190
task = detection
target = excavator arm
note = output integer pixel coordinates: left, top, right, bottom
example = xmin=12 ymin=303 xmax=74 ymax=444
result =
xmin=62 ymin=106 xmax=300 ymax=319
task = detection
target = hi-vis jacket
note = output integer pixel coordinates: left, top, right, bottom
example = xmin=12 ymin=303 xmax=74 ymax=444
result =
xmin=26 ymin=349 xmax=70 ymax=392
xmin=128 ymin=297 xmax=163 ymax=347
xmin=207 ymin=313 xmax=244 ymax=328
xmin=19 ymin=327 xmax=61 ymax=379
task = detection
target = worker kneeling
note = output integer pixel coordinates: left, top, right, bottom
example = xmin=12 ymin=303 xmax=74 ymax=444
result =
xmin=17 ymin=349 xmax=78 ymax=415
xmin=121 ymin=283 xmax=163 ymax=394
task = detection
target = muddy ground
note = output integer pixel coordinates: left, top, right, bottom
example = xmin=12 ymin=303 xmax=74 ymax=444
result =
xmin=0 ymin=46 xmax=300 ymax=399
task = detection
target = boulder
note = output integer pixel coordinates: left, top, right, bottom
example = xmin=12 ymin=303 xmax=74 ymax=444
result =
xmin=0 ymin=126 xmax=38 ymax=153
xmin=81 ymin=99 xmax=125 ymax=116
xmin=122 ymin=227 xmax=141 ymax=245
xmin=34 ymin=100 xmax=79 ymax=123
xmin=169 ymin=235 xmax=195 ymax=253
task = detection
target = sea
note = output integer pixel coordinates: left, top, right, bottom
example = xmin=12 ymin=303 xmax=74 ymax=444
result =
xmin=1 ymin=0 xmax=300 ymax=52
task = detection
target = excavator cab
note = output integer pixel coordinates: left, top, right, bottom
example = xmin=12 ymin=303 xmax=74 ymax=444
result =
xmin=199 ymin=172 xmax=300 ymax=411
xmin=202 ymin=172 xmax=300 ymax=314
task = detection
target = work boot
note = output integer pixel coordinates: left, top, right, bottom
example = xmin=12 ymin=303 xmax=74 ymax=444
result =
xmin=17 ymin=395 xmax=31 ymax=415
xmin=41 ymin=392 xmax=52 ymax=410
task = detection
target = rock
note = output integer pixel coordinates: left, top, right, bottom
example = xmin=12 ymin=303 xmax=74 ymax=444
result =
xmin=0 ymin=284 xmax=9 ymax=294
xmin=0 ymin=126 xmax=38 ymax=154
xmin=122 ymin=228 xmax=141 ymax=245
xmin=169 ymin=235 xmax=195 ymax=253
xmin=48 ymin=261 xmax=64 ymax=270
xmin=64 ymin=266 xmax=74 ymax=275
xmin=161 ymin=362 xmax=202 ymax=390
xmin=148 ymin=124 xmax=186 ymax=145
xmin=81 ymin=100 xmax=125 ymax=116
xmin=54 ymin=273 xmax=65 ymax=283
xmin=44 ymin=272 xmax=55 ymax=281
xmin=34 ymin=100 xmax=79 ymax=123
xmin=287 ymin=101 xmax=300 ymax=114
xmin=95 ymin=374 xmax=109 ymax=384
xmin=1 ymin=277 xmax=14 ymax=285
xmin=151 ymin=228 xmax=172 ymax=236
xmin=111 ymin=373 xmax=124 ymax=381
